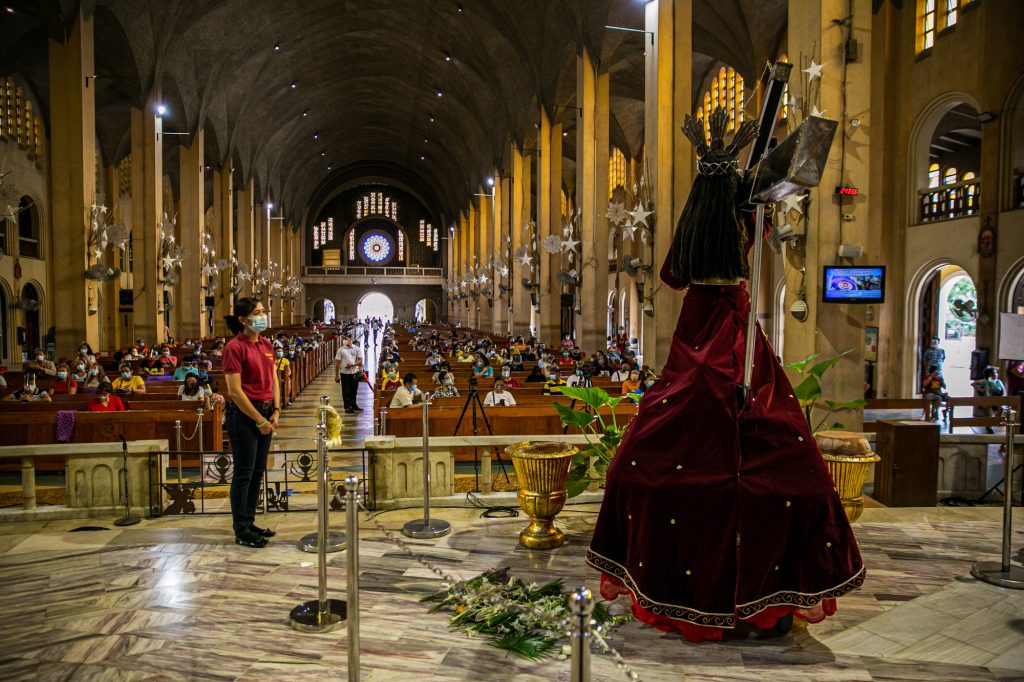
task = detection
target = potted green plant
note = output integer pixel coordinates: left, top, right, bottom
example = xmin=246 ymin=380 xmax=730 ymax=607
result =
xmin=553 ymin=386 xmax=640 ymax=498
xmin=784 ymin=349 xmax=877 ymax=522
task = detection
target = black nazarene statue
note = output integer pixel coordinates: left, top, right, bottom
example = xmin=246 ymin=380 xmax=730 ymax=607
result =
xmin=586 ymin=107 xmax=865 ymax=642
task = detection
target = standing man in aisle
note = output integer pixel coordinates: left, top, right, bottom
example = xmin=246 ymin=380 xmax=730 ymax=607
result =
xmin=335 ymin=333 xmax=363 ymax=414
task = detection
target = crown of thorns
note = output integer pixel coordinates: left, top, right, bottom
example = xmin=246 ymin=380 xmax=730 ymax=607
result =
xmin=682 ymin=107 xmax=759 ymax=176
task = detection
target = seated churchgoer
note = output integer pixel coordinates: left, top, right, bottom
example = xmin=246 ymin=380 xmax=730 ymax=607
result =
xmin=158 ymin=345 xmax=178 ymax=369
xmin=543 ymin=370 xmax=567 ymax=396
xmin=178 ymin=374 xmax=212 ymax=410
xmin=621 ymin=370 xmax=641 ymax=396
xmin=473 ymin=356 xmax=494 ymax=379
xmin=5 ymin=372 xmax=52 ymax=402
xmin=380 ymin=368 xmax=403 ymax=391
xmin=172 ymin=360 xmax=200 ymax=381
xmin=526 ymin=365 xmax=547 ymax=383
xmin=389 ymin=373 xmax=424 ymax=408
xmin=111 ymin=364 xmax=147 ymax=394
xmin=498 ymin=366 xmax=521 ymax=389
xmin=483 ymin=380 xmax=517 ymax=407
xmin=431 ymin=371 xmax=460 ymax=399
xmin=25 ymin=350 xmax=56 ymax=377
xmin=49 ymin=363 xmax=78 ymax=395
xmin=921 ymin=365 xmax=947 ymax=420
xmin=88 ymin=382 xmax=125 ymax=411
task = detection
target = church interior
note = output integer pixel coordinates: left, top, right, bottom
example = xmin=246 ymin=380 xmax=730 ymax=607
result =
xmin=1 ymin=0 xmax=1023 ymax=680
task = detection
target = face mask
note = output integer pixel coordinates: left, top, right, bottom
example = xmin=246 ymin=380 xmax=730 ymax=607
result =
xmin=162 ymin=350 xmax=170 ymax=356
xmin=122 ymin=371 xmax=132 ymax=380
xmin=35 ymin=355 xmax=44 ymax=362
xmin=388 ymin=372 xmax=397 ymax=379
xmin=199 ymin=371 xmax=208 ymax=377
xmin=646 ymin=380 xmax=655 ymax=387
xmin=410 ymin=384 xmax=417 ymax=392
xmin=548 ymin=375 xmax=558 ymax=382
xmin=88 ymin=368 xmax=98 ymax=376
xmin=289 ymin=351 xmax=295 ymax=357
xmin=76 ymin=365 xmax=85 ymax=371
xmin=502 ymin=370 xmax=510 ymax=378
xmin=80 ymin=347 xmax=88 ymax=354
xmin=57 ymin=371 xmax=68 ymax=380
xmin=476 ymin=362 xmax=483 ymax=368
xmin=276 ymin=351 xmax=284 ymax=358
xmin=248 ymin=315 xmax=269 ymax=332
xmin=444 ymin=378 xmax=453 ymax=386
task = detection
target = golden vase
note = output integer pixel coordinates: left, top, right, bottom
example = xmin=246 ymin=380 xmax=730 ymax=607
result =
xmin=815 ymin=431 xmax=880 ymax=523
xmin=506 ymin=442 xmax=578 ymax=549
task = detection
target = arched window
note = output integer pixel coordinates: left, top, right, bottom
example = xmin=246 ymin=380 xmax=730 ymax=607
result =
xmin=355 ymin=190 xmax=398 ymax=221
xmin=348 ymin=229 xmax=356 ymax=262
xmin=608 ymin=147 xmax=626 ymax=199
xmin=17 ymin=196 xmax=39 ymax=258
xmin=920 ymin=0 xmax=937 ymax=51
xmin=928 ymin=163 xmax=941 ymax=188
xmin=962 ymin=171 xmax=978 ymax=213
xmin=942 ymin=167 xmax=958 ymax=185
xmin=0 ymin=77 xmax=42 ymax=164
xmin=698 ymin=66 xmax=744 ymax=133
xmin=397 ymin=229 xmax=405 ymax=262
xmin=432 ymin=227 xmax=439 ymax=252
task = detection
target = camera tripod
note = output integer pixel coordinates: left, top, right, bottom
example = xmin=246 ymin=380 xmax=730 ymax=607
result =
xmin=452 ymin=377 xmax=511 ymax=492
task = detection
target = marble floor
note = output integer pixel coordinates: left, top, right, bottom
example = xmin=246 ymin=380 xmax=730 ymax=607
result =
xmin=2 ymin=343 xmax=1024 ymax=680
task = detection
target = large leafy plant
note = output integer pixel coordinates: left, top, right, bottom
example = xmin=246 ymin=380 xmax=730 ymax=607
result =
xmin=553 ymin=386 xmax=639 ymax=498
xmin=783 ymin=349 xmax=866 ymax=432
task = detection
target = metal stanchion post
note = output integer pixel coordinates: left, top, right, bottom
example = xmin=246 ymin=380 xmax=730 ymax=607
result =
xmin=197 ymin=407 xmax=204 ymax=453
xmin=345 ymin=475 xmax=360 ymax=682
xmin=289 ymin=400 xmax=347 ymax=632
xmin=570 ymin=587 xmax=594 ymax=682
xmin=299 ymin=396 xmax=347 ymax=553
xmin=402 ymin=400 xmax=451 ymax=538
xmin=380 ymin=407 xmax=388 ymax=436
xmin=175 ymin=419 xmax=183 ymax=484
xmin=971 ymin=408 xmax=1024 ymax=589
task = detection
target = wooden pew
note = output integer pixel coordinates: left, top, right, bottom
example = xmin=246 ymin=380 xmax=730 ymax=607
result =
xmin=945 ymin=395 xmax=1022 ymax=432
xmin=863 ymin=398 xmax=933 ymax=432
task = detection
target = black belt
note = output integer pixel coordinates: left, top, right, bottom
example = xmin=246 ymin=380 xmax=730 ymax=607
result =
xmin=252 ymin=400 xmax=275 ymax=410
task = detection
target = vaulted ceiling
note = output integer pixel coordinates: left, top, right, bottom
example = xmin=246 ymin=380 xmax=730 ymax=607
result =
xmin=0 ymin=0 xmax=787 ymax=226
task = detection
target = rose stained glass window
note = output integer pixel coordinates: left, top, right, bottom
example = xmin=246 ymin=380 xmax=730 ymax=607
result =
xmin=361 ymin=233 xmax=392 ymax=263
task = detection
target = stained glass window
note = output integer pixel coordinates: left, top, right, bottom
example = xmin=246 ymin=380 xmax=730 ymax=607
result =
xmin=609 ymin=147 xmax=626 ymax=199
xmin=398 ymin=230 xmax=404 ymax=261
xmin=922 ymin=0 xmax=936 ymax=50
xmin=432 ymin=227 xmax=439 ymax=252
xmin=419 ymin=219 xmax=426 ymax=242
xmin=0 ymin=77 xmax=41 ymax=163
xmin=327 ymin=217 xmax=334 ymax=241
xmin=313 ymin=223 xmax=320 ymax=250
xmin=928 ymin=163 xmax=941 ymax=188
xmin=348 ymin=230 xmax=356 ymax=261
xmin=698 ymin=67 xmax=744 ymax=133
xmin=355 ymin=190 xmax=398 ymax=220
xmin=362 ymin=233 xmax=392 ymax=263
xmin=944 ymin=0 xmax=958 ymax=28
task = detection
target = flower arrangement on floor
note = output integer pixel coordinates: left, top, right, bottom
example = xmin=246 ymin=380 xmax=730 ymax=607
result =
xmin=421 ymin=567 xmax=631 ymax=660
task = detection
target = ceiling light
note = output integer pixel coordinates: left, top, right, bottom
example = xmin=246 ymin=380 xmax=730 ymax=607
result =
xmin=302 ymin=110 xmax=309 ymax=117
xmin=320 ymin=151 xmax=326 ymax=157
xmin=562 ymin=131 xmax=568 ymax=137
xmin=267 ymin=202 xmax=275 ymax=210
xmin=420 ymin=155 xmax=426 ymax=161
xmin=487 ymin=177 xmax=494 ymax=186
xmin=290 ymin=81 xmax=297 ymax=89
xmin=444 ymin=51 xmax=452 ymax=62
xmin=156 ymin=104 xmax=167 ymax=115
xmin=274 ymin=42 xmax=281 ymax=52
xmin=313 ymin=132 xmax=319 ymax=140
xmin=436 ymin=91 xmax=443 ymax=97
xmin=4 ymin=6 xmax=15 ymax=13
xmin=457 ymin=3 xmax=463 ymax=12
xmin=205 ymin=165 xmax=210 ymax=170
xmin=428 ymin=115 xmax=435 ymax=123
xmin=327 ymin=164 xmax=332 ymax=171
xmin=424 ymin=138 xmax=429 ymax=143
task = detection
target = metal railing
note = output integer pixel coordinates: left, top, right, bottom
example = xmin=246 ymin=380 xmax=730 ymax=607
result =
xmin=303 ymin=265 xmax=444 ymax=277
xmin=918 ymin=178 xmax=981 ymax=222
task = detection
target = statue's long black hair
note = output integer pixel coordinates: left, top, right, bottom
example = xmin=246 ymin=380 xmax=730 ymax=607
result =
xmin=670 ymin=109 xmax=758 ymax=286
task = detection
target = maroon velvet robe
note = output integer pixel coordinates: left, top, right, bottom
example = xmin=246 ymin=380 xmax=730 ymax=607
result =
xmin=586 ymin=254 xmax=865 ymax=640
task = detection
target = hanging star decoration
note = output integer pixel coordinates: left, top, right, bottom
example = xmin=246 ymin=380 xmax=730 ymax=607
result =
xmin=629 ymin=206 xmax=653 ymax=229
xmin=606 ymin=201 xmax=630 ymax=226
xmin=562 ymin=224 xmax=573 ymax=238
xmin=561 ymin=236 xmax=580 ymax=253
xmin=622 ymin=223 xmax=638 ymax=242
xmin=803 ymin=59 xmax=825 ymax=81
xmin=518 ymin=252 xmax=534 ymax=268
xmin=160 ymin=254 xmax=176 ymax=272
xmin=499 ymin=264 xmax=509 ymax=278
xmin=781 ymin=193 xmax=806 ymax=217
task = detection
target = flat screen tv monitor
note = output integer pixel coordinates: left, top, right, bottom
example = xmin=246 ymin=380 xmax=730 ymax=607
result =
xmin=822 ymin=266 xmax=885 ymax=303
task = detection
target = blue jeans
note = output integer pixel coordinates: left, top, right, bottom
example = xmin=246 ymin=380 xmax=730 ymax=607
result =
xmin=226 ymin=403 xmax=274 ymax=536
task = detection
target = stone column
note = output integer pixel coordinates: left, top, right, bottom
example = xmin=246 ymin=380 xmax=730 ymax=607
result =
xmin=235 ymin=179 xmax=254 ymax=297
xmin=467 ymin=203 xmax=478 ymax=330
xmin=577 ymin=48 xmax=612 ymax=355
xmin=786 ymin=0 xmax=873 ymax=427
xmin=48 ymin=9 xmax=98 ymax=355
xmin=510 ymin=148 xmax=531 ymax=336
xmin=99 ymin=164 xmax=121 ymax=351
xmin=178 ymin=129 xmax=205 ymax=340
xmin=641 ymin=0 xmax=692 ymax=369
xmin=494 ymin=170 xmax=511 ymax=335
xmin=478 ymin=184 xmax=494 ymax=333
xmin=538 ymin=109 xmax=564 ymax=346
xmin=130 ymin=96 xmax=164 ymax=346
xmin=211 ymin=168 xmax=233 ymax=335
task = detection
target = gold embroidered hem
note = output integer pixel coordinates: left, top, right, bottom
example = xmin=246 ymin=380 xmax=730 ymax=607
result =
xmin=586 ymin=548 xmax=866 ymax=629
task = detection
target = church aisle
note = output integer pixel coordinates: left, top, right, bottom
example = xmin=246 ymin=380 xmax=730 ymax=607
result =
xmin=0 ymin=501 xmax=1020 ymax=680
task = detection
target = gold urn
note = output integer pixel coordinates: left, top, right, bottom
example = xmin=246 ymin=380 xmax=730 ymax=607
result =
xmin=815 ymin=431 xmax=880 ymax=523
xmin=505 ymin=442 xmax=578 ymax=550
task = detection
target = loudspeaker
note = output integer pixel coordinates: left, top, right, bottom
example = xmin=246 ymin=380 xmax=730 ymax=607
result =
xmin=204 ymin=296 xmax=216 ymax=307
xmin=119 ymin=289 xmax=134 ymax=306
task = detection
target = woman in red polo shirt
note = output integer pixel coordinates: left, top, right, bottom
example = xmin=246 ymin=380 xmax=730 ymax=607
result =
xmin=223 ymin=297 xmax=281 ymax=548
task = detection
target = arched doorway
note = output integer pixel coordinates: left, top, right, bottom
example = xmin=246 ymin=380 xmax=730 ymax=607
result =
xmin=915 ymin=264 xmax=977 ymax=397
xmin=357 ymin=291 xmax=394 ymax=322
xmin=414 ymin=298 xmax=437 ymax=323
xmin=20 ymin=283 xmax=41 ymax=355
xmin=312 ymin=299 xmax=336 ymax=323
xmin=606 ymin=290 xmax=617 ymax=342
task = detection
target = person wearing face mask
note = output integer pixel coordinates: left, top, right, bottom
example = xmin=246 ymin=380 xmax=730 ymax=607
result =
xmin=87 ymin=381 xmax=124 ymax=411
xmin=430 ymin=371 xmax=460 ymax=399
xmin=222 ymin=297 xmax=280 ymax=548
xmin=49 ymin=363 xmax=78 ymax=395
xmin=334 ymin=333 xmax=364 ymax=414
xmin=484 ymin=380 xmax=517 ymax=407
xmin=543 ymin=370 xmax=567 ymax=396
xmin=499 ymin=366 xmax=521 ymax=389
xmin=473 ymin=356 xmax=494 ymax=379
xmin=507 ymin=353 xmax=524 ymax=372
xmin=169 ymin=360 xmax=196 ymax=381
xmin=558 ymin=349 xmax=575 ymax=366
xmin=5 ymin=372 xmax=52 ymax=402
xmin=112 ymin=364 xmax=146 ymax=394
xmin=158 ymin=345 xmax=178 ymax=370
xmin=178 ymin=374 xmax=211 ymax=410
xmin=389 ymin=372 xmax=424 ymax=408
xmin=380 ymin=367 xmax=402 ymax=391
xmin=274 ymin=348 xmax=292 ymax=407
xmin=70 ymin=360 xmax=89 ymax=384
xmin=621 ymin=370 xmax=642 ymax=396
xmin=25 ymin=350 xmax=56 ymax=377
